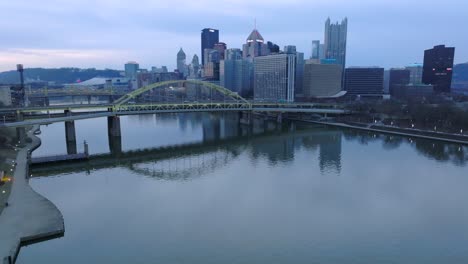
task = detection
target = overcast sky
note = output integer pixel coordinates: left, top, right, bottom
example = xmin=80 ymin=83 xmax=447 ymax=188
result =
xmin=0 ymin=0 xmax=466 ymax=72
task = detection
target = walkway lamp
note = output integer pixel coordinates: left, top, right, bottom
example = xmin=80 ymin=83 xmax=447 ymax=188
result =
xmin=461 ymin=129 xmax=463 ymax=134
xmin=412 ymin=124 xmax=414 ymax=128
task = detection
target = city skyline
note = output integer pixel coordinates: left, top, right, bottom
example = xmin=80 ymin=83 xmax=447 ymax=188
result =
xmin=0 ymin=0 xmax=467 ymax=72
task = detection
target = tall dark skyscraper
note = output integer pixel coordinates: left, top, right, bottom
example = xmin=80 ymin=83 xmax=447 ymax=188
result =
xmin=201 ymin=28 xmax=219 ymax=66
xmin=422 ymin=45 xmax=455 ymax=93
xmin=324 ymin=18 xmax=348 ymax=68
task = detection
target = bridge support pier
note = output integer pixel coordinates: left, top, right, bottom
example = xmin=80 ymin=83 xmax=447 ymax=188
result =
xmin=108 ymin=116 xmax=122 ymax=155
xmin=65 ymin=121 xmax=77 ymax=155
xmin=87 ymin=95 xmax=92 ymax=104
xmin=276 ymin=113 xmax=283 ymax=124
xmin=15 ymin=111 xmax=24 ymax=122
xmin=239 ymin=111 xmax=252 ymax=125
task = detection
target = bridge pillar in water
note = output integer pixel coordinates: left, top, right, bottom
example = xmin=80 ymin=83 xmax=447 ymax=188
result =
xmin=65 ymin=121 xmax=77 ymax=155
xmin=239 ymin=111 xmax=253 ymax=125
xmin=88 ymin=95 xmax=92 ymax=104
xmin=276 ymin=113 xmax=283 ymax=124
xmin=108 ymin=116 xmax=122 ymax=155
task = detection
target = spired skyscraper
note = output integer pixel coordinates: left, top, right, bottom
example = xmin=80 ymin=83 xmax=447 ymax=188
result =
xmin=189 ymin=54 xmax=200 ymax=79
xmin=243 ymin=28 xmax=270 ymax=59
xmin=177 ymin=48 xmax=187 ymax=77
xmin=201 ymin=28 xmax=219 ymax=66
xmin=324 ymin=18 xmax=348 ymax=68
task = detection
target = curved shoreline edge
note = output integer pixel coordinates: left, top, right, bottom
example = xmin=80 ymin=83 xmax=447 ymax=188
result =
xmin=0 ymin=126 xmax=65 ymax=264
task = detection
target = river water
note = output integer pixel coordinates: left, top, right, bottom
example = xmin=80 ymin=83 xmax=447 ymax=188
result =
xmin=16 ymin=113 xmax=468 ymax=263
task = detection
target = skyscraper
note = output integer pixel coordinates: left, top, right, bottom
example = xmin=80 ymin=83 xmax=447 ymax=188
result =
xmin=189 ymin=55 xmax=200 ymax=78
xmin=254 ymin=53 xmax=296 ymax=102
xmin=125 ymin=62 xmax=139 ymax=79
xmin=324 ymin=18 xmax=348 ymax=68
xmin=284 ymin=45 xmax=305 ymax=97
xmin=243 ymin=28 xmax=270 ymax=59
xmin=311 ymin=40 xmax=320 ymax=59
xmin=220 ymin=48 xmax=253 ymax=97
xmin=214 ymin=42 xmax=227 ymax=60
xmin=422 ymin=45 xmax=455 ymax=93
xmin=201 ymin=28 xmax=219 ymax=66
xmin=177 ymin=48 xmax=187 ymax=77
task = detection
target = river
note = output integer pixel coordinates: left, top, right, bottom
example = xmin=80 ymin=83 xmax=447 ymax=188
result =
xmin=15 ymin=113 xmax=468 ymax=263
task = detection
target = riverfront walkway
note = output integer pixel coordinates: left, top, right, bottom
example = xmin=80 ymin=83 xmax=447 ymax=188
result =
xmin=0 ymin=127 xmax=64 ymax=264
xmin=298 ymin=120 xmax=468 ymax=146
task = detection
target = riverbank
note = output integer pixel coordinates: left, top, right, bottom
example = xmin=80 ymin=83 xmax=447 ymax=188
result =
xmin=296 ymin=120 xmax=468 ymax=146
xmin=0 ymin=126 xmax=64 ymax=264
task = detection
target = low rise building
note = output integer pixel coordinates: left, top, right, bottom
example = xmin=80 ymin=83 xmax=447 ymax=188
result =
xmin=303 ymin=62 xmax=343 ymax=98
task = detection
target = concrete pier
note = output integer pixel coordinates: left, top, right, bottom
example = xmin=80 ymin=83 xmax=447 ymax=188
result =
xmin=239 ymin=111 xmax=252 ymax=125
xmin=0 ymin=126 xmax=64 ymax=263
xmin=65 ymin=121 xmax=77 ymax=155
xmin=108 ymin=116 xmax=122 ymax=155
xmin=107 ymin=116 xmax=121 ymax=137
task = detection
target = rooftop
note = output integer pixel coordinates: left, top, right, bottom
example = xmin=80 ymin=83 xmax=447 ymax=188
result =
xmin=247 ymin=29 xmax=264 ymax=43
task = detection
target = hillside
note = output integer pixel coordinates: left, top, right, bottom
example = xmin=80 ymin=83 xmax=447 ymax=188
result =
xmin=453 ymin=63 xmax=468 ymax=82
xmin=0 ymin=68 xmax=122 ymax=84
xmin=453 ymin=63 xmax=468 ymax=91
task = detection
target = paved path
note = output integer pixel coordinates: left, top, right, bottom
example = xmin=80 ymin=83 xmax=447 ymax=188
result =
xmin=0 ymin=127 xmax=64 ymax=264
xmin=299 ymin=120 xmax=468 ymax=146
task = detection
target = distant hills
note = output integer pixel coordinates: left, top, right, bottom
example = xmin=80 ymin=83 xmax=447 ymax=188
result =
xmin=0 ymin=68 xmax=122 ymax=84
xmin=453 ymin=63 xmax=468 ymax=91
xmin=0 ymin=64 xmax=467 ymax=88
xmin=453 ymin=63 xmax=468 ymax=81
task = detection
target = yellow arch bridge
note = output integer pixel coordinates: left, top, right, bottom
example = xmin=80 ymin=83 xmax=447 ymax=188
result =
xmin=1 ymin=80 xmax=349 ymax=128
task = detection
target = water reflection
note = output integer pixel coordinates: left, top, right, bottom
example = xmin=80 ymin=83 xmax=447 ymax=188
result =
xmin=20 ymin=113 xmax=468 ymax=264
xmin=31 ymin=114 xmax=468 ymax=181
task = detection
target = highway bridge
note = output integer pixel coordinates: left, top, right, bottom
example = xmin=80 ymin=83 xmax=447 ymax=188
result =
xmin=1 ymin=80 xmax=350 ymax=128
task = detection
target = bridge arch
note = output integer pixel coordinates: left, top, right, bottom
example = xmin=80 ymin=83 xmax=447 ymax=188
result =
xmin=113 ymin=80 xmax=249 ymax=107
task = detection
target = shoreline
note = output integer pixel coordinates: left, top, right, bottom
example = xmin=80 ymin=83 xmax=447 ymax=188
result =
xmin=0 ymin=126 xmax=65 ymax=264
xmin=295 ymin=120 xmax=468 ymax=146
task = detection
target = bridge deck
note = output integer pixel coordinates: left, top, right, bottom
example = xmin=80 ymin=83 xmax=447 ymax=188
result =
xmin=31 ymin=153 xmax=88 ymax=165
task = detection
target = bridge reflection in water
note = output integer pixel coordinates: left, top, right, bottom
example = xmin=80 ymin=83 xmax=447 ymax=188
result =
xmin=31 ymin=111 xmax=468 ymax=180
xmin=31 ymin=114 xmax=346 ymax=179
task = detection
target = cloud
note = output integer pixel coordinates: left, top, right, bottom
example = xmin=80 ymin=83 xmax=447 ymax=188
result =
xmin=0 ymin=0 xmax=466 ymax=72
